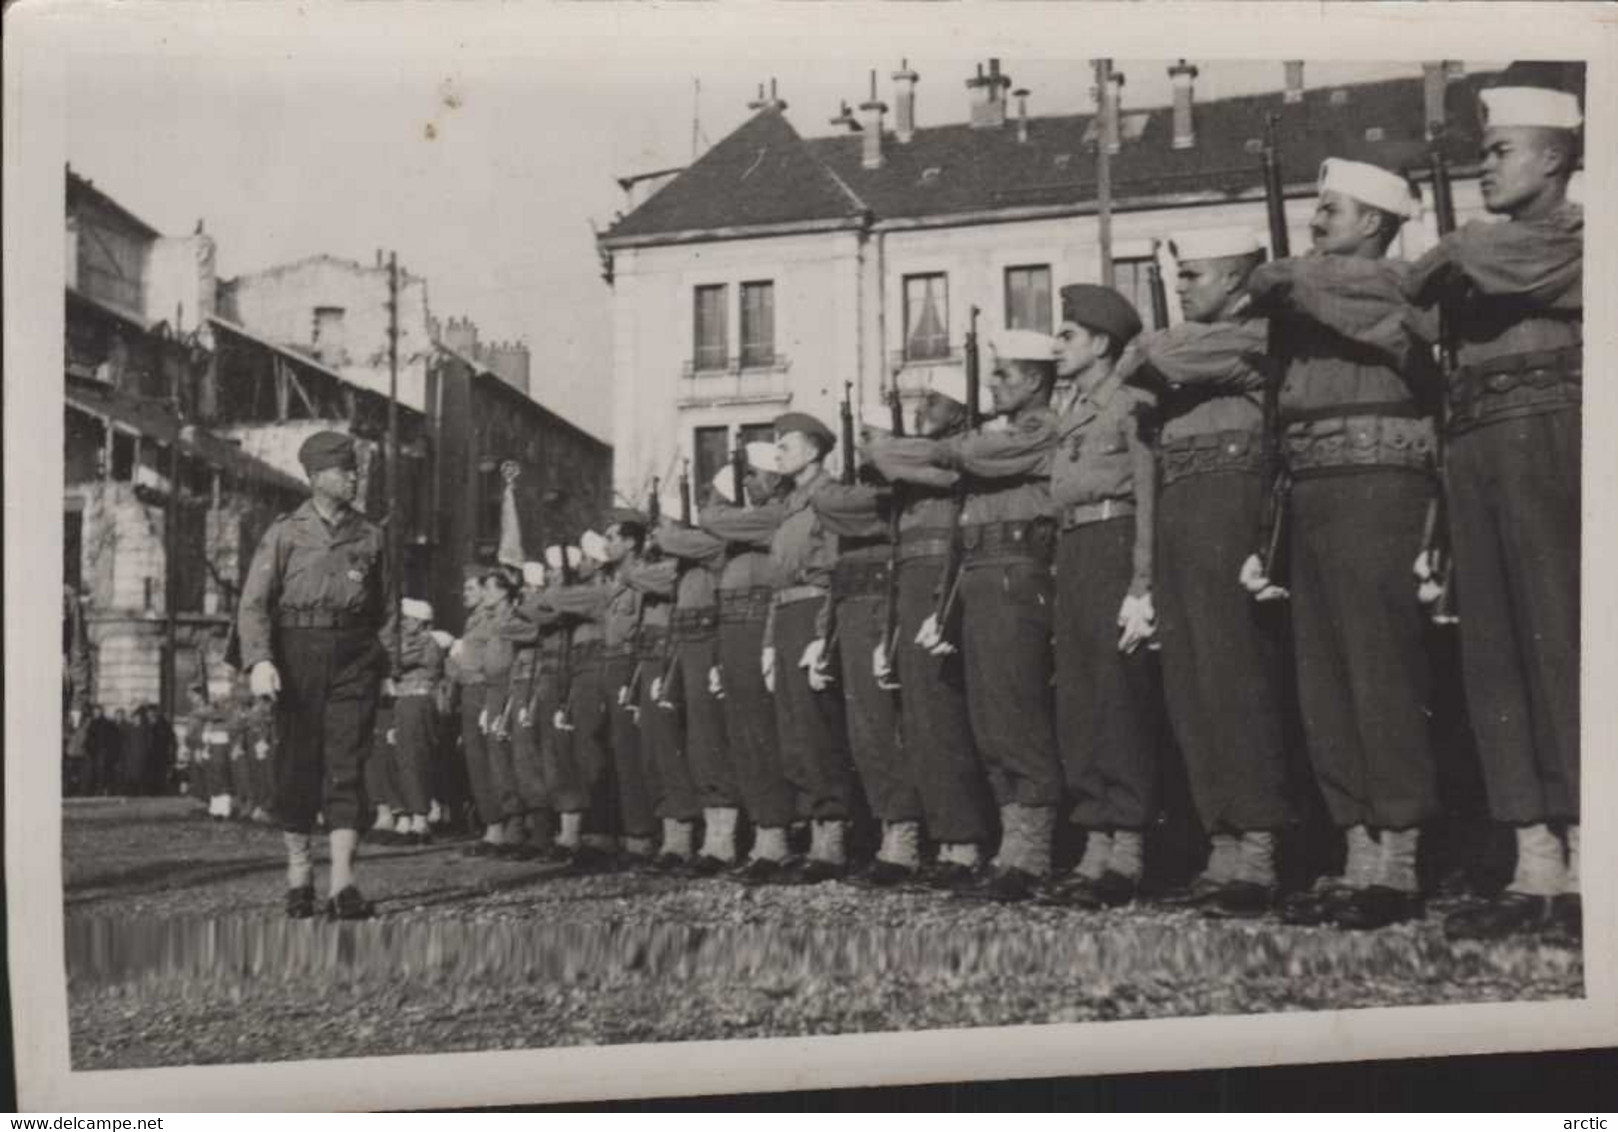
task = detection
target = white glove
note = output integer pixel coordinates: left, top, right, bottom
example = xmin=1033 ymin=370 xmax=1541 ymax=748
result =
xmin=477 ymin=708 xmax=489 ymax=733
xmin=872 ymin=640 xmax=899 ymax=690
xmin=617 ymin=685 xmax=632 ymax=708
xmin=708 ymin=664 xmax=724 ymax=699
xmin=386 ymin=727 xmax=397 ymax=745
xmin=250 ymin=661 xmax=281 ymax=700
xmin=69 ymin=709 xmax=83 ymax=731
xmin=552 ymin=707 xmax=574 ymax=732
xmin=761 ymin=646 xmax=776 ymax=693
xmin=915 ymin=613 xmax=958 ymax=657
xmin=382 ymin=678 xmax=398 ymax=697
xmin=1413 ymin=550 xmax=1445 ymax=605
xmin=800 ymin=638 xmax=835 ymax=691
xmin=517 ymin=706 xmax=531 ymax=728
xmin=1117 ymin=592 xmax=1156 ymax=655
xmin=448 ymin=639 xmax=465 ymax=662
xmin=1239 ymin=553 xmax=1290 ymax=603
xmin=650 ymin=676 xmax=665 ymax=703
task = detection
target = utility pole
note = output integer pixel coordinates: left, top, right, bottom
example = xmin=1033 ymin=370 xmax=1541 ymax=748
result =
xmin=163 ymin=336 xmax=182 ymax=716
xmin=387 ymin=252 xmax=402 ymax=676
xmin=1094 ymin=58 xmax=1115 ymax=290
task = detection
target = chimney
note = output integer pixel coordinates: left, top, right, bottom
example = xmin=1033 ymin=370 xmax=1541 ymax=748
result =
xmin=1422 ymin=61 xmax=1448 ymax=136
xmin=859 ymin=69 xmax=888 ymax=169
xmin=967 ymin=58 xmax=1011 ymax=129
xmin=1102 ymin=68 xmax=1126 ymax=154
xmin=1284 ymin=61 xmax=1305 ymax=104
xmin=747 ymin=78 xmax=788 ymax=113
xmin=1168 ymin=59 xmax=1198 ymax=149
xmin=892 ymin=59 xmax=920 ymax=143
xmin=1013 ymin=88 xmax=1030 ymax=143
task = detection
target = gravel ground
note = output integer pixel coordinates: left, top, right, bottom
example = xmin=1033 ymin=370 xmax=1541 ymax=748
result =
xmin=64 ymin=797 xmax=1585 ymax=1070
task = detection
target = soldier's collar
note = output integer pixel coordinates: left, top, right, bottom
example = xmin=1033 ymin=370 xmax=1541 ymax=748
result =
xmin=1077 ymin=365 xmax=1127 ymax=411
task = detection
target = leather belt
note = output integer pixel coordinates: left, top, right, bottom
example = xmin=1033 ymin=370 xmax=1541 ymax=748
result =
xmin=1283 ymin=413 xmax=1435 ymax=478
xmin=1450 ymin=347 xmax=1581 ymax=435
xmin=774 ymin=584 xmax=827 ymax=608
xmin=1159 ymin=429 xmax=1264 ymax=487
xmin=1060 ymin=499 xmax=1136 ymax=530
xmin=276 ymin=609 xmax=375 ymax=630
xmin=671 ymin=607 xmax=719 ymax=638
xmin=636 ymin=625 xmax=670 ymax=661
xmin=960 ymin=519 xmax=1056 ymax=564
xmin=896 ymin=536 xmax=953 ymax=563
xmin=719 ymin=586 xmax=774 ymax=624
xmin=570 ymin=640 xmax=604 ymax=659
xmin=832 ymin=558 xmax=891 ymax=599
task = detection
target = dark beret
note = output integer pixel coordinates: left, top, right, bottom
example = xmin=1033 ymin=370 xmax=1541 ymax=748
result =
xmin=772 ymin=412 xmax=836 ymax=452
xmin=1059 ymin=284 xmax=1143 ymax=346
xmin=297 ymin=430 xmax=358 ymax=475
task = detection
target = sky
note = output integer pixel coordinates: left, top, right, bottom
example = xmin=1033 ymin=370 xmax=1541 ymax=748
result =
xmin=64 ymin=8 xmax=1485 ymax=444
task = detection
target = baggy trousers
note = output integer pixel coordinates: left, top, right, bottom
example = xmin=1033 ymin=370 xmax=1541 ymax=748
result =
xmin=460 ymin=688 xmax=512 ymax=826
xmin=1289 ymin=469 xmax=1438 ymax=829
xmin=719 ymin=602 xmax=796 ymax=828
xmin=677 ymin=632 xmax=739 ymax=808
xmin=896 ymin=557 xmax=991 ymax=843
xmin=1155 ymin=472 xmax=1293 ymax=833
xmin=641 ymin=635 xmax=700 ymax=824
xmin=274 ymin=626 xmax=384 ymax=834
xmin=390 ymin=694 xmax=436 ymax=815
xmin=836 ymin=591 xmax=920 ymax=823
xmin=480 ymin=684 xmax=524 ymax=820
xmin=1054 ymin=519 xmax=1162 ymax=830
xmin=960 ymin=558 xmax=1063 ymax=807
xmin=1448 ymin=407 xmax=1581 ymax=824
xmin=771 ymin=597 xmax=857 ymax=821
xmin=564 ymin=651 xmax=614 ymax=827
xmin=604 ymin=653 xmax=658 ymax=838
xmin=504 ymin=671 xmax=551 ymax=814
xmin=366 ymin=702 xmax=400 ymax=812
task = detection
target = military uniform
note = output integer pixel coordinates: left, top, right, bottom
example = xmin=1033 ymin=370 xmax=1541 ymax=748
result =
xmin=545 ymin=575 xmax=615 ymax=842
xmin=451 ymin=600 xmax=513 ymax=835
xmin=499 ymin=592 xmax=572 ymax=818
xmin=1130 ymin=318 xmax=1294 ymax=903
xmin=1250 ymin=248 xmax=1439 ymax=925
xmin=1405 ymin=79 xmax=1583 ymax=938
xmin=871 ymin=402 xmax=1063 ymax=894
xmin=700 ymin=497 xmax=796 ymax=859
xmin=811 ymin=482 xmax=923 ymax=879
xmin=389 ymin=620 xmax=444 ymax=823
xmin=481 ymin=599 xmax=538 ymax=834
xmin=766 ymin=460 xmax=859 ymax=871
xmin=639 ymin=526 xmax=744 ymax=867
xmin=238 ymin=495 xmax=390 ymax=835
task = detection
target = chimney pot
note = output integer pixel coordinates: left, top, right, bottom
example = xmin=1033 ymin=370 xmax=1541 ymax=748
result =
xmin=1014 ymin=88 xmax=1030 ymax=143
xmin=967 ymin=58 xmax=1011 ymax=130
xmin=1168 ymin=59 xmax=1198 ymax=150
xmin=859 ymin=73 xmax=888 ymax=169
xmin=892 ymin=59 xmax=920 ymax=143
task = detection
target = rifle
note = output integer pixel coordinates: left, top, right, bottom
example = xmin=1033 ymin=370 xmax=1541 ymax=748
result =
xmin=929 ymin=306 xmax=981 ymax=640
xmin=1420 ymin=128 xmax=1460 ymax=626
xmin=1146 ymin=241 xmax=1171 ymax=331
xmin=678 ymin=459 xmax=693 ymax=526
xmin=621 ymin=478 xmax=660 ymax=712
xmin=656 ymin=460 xmax=695 ymax=708
xmin=840 ymin=381 xmax=857 ymax=485
xmin=877 ymin=367 xmax=907 ymax=689
xmin=731 ymin=444 xmax=748 ymax=507
xmin=553 ymin=544 xmax=579 ymax=731
xmin=1253 ymin=111 xmax=1293 ymax=599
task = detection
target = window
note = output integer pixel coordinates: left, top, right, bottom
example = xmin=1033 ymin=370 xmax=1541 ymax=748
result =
xmin=1112 ymin=257 xmax=1166 ymax=333
xmin=740 ymin=282 xmax=775 ymax=368
xmin=476 ymin=460 xmax=503 ymax=545
xmin=903 ymin=273 xmax=950 ymax=361
xmin=693 ymin=426 xmax=731 ymax=506
xmin=1004 ymin=265 xmax=1052 ymax=334
xmin=312 ymin=307 xmax=347 ymax=367
xmin=693 ymin=285 xmax=728 ymax=371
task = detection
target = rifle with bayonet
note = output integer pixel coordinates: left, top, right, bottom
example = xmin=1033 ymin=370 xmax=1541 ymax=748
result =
xmin=1417 ymin=128 xmax=1460 ymax=626
xmin=619 ymin=476 xmax=660 ymax=714
xmin=731 ymin=444 xmax=748 ymax=507
xmin=552 ymin=541 xmax=579 ymax=731
xmin=656 ymin=460 xmax=695 ymax=709
xmin=1250 ymin=111 xmax=1293 ymax=602
xmin=840 ymin=381 xmax=857 ymax=485
xmin=1146 ymin=242 xmax=1171 ymax=331
xmin=926 ymin=306 xmax=981 ymax=650
xmin=876 ymin=366 xmax=906 ymax=690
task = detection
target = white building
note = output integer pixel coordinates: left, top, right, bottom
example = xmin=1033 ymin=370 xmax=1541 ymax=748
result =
xmin=597 ymin=60 xmax=1506 ymax=503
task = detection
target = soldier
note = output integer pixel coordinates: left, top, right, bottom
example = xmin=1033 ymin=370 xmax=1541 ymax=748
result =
xmin=1404 ymin=73 xmax=1584 ymax=943
xmin=494 ymin=563 xmax=564 ymax=859
xmin=807 ymin=451 xmax=923 ymax=887
xmin=1245 ymin=157 xmax=1439 ymax=930
xmin=699 ymin=446 xmax=796 ymax=881
xmin=869 ymin=332 xmax=1063 ymax=902
xmin=1036 ymin=299 xmax=1163 ymax=909
xmin=478 ymin=569 xmax=538 ymax=856
xmin=386 ymin=597 xmax=443 ymax=846
xmin=641 ymin=502 xmax=744 ymax=874
xmin=238 ymin=429 xmax=392 ymax=920
xmin=451 ymin=567 xmax=510 ymax=857
xmin=1121 ymin=229 xmax=1295 ymax=917
xmin=757 ymin=412 xmax=864 ymax=884
xmin=866 ymin=380 xmax=993 ymax=889
xmin=241 ymin=692 xmax=277 ymax=823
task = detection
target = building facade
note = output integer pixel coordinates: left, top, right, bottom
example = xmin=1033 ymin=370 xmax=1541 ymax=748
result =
xmin=597 ymin=61 xmax=1517 ymax=503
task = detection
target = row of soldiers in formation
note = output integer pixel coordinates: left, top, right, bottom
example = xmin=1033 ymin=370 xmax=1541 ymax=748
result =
xmin=237 ymin=72 xmax=1582 ymax=931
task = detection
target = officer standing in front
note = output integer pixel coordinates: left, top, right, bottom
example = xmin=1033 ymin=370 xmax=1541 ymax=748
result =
xmin=238 ymin=429 xmax=391 ymax=920
xmin=1405 ymin=70 xmax=1584 ymax=943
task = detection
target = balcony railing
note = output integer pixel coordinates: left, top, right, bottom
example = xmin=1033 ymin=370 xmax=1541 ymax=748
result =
xmin=678 ymin=354 xmax=793 ymax=408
